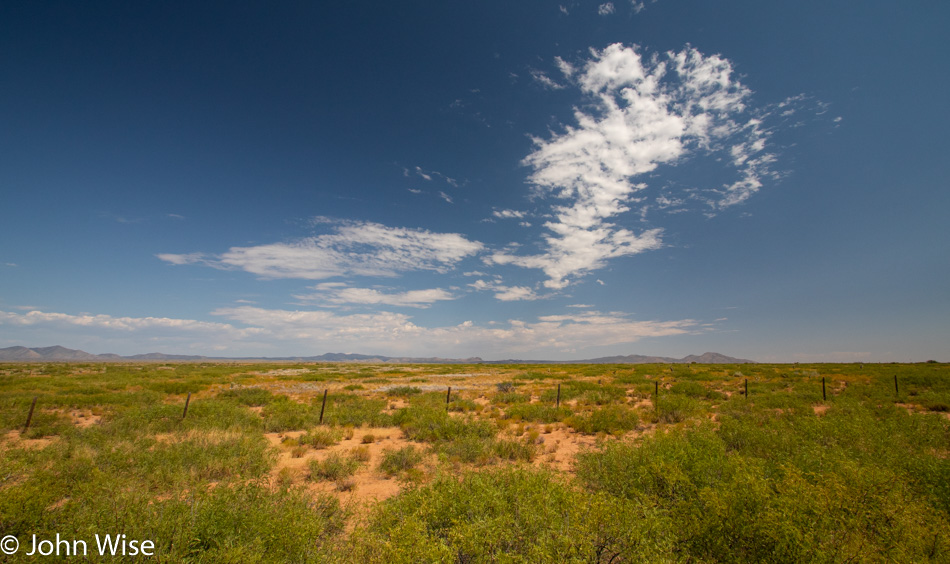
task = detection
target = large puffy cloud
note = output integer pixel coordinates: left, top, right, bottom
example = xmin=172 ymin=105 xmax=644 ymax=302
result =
xmin=490 ymin=44 xmax=775 ymax=289
xmin=159 ymin=219 xmax=483 ymax=280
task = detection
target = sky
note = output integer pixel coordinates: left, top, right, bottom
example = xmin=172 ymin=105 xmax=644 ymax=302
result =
xmin=1 ymin=1 xmax=948 ymax=362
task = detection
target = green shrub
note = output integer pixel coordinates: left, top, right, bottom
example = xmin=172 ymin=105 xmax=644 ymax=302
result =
xmin=378 ymin=445 xmax=423 ymax=476
xmin=566 ymin=406 xmax=639 ymax=435
xmin=493 ymin=391 xmax=530 ymax=404
xmin=394 ymin=406 xmax=495 ymax=443
xmin=298 ymin=427 xmax=343 ymax=449
xmin=653 ymin=394 xmax=700 ymax=423
xmin=217 ymin=387 xmax=275 ymax=406
xmin=147 ymin=380 xmax=210 ymax=395
xmin=493 ymin=438 xmax=537 ymax=462
xmin=322 ymin=394 xmax=392 ymax=427
xmin=260 ymin=399 xmax=320 ymax=432
xmin=448 ymin=398 xmax=478 ymax=412
xmin=349 ymin=467 xmax=671 ymax=562
xmin=385 ymin=386 xmax=422 ymax=397
xmin=309 ymin=452 xmax=362 ymax=481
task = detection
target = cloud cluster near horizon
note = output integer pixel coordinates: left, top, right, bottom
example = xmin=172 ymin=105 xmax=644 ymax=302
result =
xmin=0 ymin=308 xmax=699 ymax=358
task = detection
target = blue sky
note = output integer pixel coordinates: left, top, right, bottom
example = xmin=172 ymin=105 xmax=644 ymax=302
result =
xmin=1 ymin=1 xmax=948 ymax=361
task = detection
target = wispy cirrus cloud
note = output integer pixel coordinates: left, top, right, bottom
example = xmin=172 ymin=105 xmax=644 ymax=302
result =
xmin=488 ymin=43 xmax=777 ymax=289
xmin=404 ymin=165 xmax=460 ymax=187
xmin=530 ymin=69 xmax=565 ymax=90
xmin=158 ymin=219 xmax=483 ymax=280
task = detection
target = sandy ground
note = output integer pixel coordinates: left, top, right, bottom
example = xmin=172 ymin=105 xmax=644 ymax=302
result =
xmin=267 ymin=427 xmax=408 ymax=507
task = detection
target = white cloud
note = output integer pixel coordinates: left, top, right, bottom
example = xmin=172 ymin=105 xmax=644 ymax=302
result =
xmin=159 ymin=219 xmax=483 ymax=280
xmin=155 ymin=252 xmax=209 ymax=266
xmin=598 ymin=3 xmax=615 ymax=16
xmin=530 ymin=69 xmax=565 ymax=90
xmin=489 ymin=43 xmax=773 ymax=289
xmin=0 ymin=306 xmax=700 ymax=358
xmin=493 ymin=286 xmax=539 ymax=302
xmin=414 ymin=166 xmax=432 ymax=181
xmin=492 ymin=209 xmax=527 ymax=219
xmin=412 ymin=166 xmax=459 ymax=187
xmin=555 ymin=56 xmax=574 ymax=78
xmin=0 ymin=309 xmax=257 ymax=337
xmin=468 ymin=279 xmax=541 ymax=302
xmin=438 ymin=191 xmax=454 ymax=204
xmin=211 ymin=306 xmax=697 ymax=357
xmin=295 ymin=283 xmax=456 ymax=308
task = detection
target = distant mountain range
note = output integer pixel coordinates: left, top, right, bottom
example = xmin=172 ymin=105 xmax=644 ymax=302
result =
xmin=0 ymin=345 xmax=754 ymax=364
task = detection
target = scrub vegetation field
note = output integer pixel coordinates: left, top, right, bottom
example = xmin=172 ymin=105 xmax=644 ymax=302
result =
xmin=1 ymin=361 xmax=949 ymax=562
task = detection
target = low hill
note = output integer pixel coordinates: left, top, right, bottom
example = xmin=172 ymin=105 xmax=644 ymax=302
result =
xmin=0 ymin=345 xmax=753 ymax=364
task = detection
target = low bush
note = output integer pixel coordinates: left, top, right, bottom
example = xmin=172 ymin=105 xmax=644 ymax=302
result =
xmin=385 ymin=386 xmax=422 ymax=397
xmin=217 ymin=386 xmax=275 ymax=407
xmin=566 ymin=406 xmax=639 ymax=435
xmin=378 ymin=445 xmax=423 ymax=476
xmin=298 ymin=427 xmax=343 ymax=449
xmin=310 ymin=452 xmax=362 ymax=481
xmin=348 ymin=467 xmax=670 ymax=562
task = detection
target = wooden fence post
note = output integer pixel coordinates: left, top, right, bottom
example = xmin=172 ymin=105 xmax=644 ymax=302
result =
xmin=446 ymin=386 xmax=452 ymax=410
xmin=181 ymin=392 xmax=192 ymax=419
xmin=654 ymin=380 xmax=659 ymax=409
xmin=556 ymin=383 xmax=561 ymax=409
xmin=822 ymin=377 xmax=826 ymax=401
xmin=319 ymin=389 xmax=328 ymax=424
xmin=894 ymin=375 xmax=899 ymax=397
xmin=23 ymin=396 xmax=38 ymax=432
